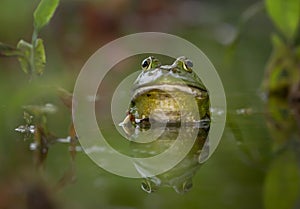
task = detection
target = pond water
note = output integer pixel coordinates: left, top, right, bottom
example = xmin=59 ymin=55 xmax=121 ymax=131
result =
xmin=1 ymin=74 xmax=299 ymax=209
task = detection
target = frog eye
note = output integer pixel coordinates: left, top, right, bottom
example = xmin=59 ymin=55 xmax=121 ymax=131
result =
xmin=174 ymin=56 xmax=193 ymax=73
xmin=141 ymin=180 xmax=158 ymax=193
xmin=141 ymin=57 xmax=151 ymax=71
xmin=183 ymin=180 xmax=193 ymax=192
xmin=185 ymin=60 xmax=193 ymax=68
xmin=173 ymin=180 xmax=193 ymax=194
xmin=183 ymin=59 xmax=193 ymax=72
xmin=141 ymin=56 xmax=161 ymax=71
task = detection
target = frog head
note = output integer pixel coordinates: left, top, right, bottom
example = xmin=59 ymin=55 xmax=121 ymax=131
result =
xmin=121 ymin=56 xmax=210 ymax=126
xmin=132 ymin=56 xmax=207 ymax=94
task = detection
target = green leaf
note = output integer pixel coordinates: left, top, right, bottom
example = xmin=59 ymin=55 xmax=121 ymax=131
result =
xmin=265 ymin=0 xmax=300 ymax=40
xmin=34 ymin=38 xmax=46 ymax=75
xmin=33 ymin=0 xmax=60 ymax=31
xmin=17 ymin=40 xmax=32 ymax=74
xmin=264 ymin=150 xmax=300 ymax=209
xmin=16 ymin=39 xmax=46 ymax=76
xmin=0 ymin=42 xmax=22 ymax=57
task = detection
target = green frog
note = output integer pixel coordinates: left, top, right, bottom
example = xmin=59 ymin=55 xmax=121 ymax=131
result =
xmin=122 ymin=56 xmax=210 ymax=127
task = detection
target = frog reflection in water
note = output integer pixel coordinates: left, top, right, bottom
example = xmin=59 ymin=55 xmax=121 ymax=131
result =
xmin=121 ymin=56 xmax=210 ymax=194
xmin=131 ymin=126 xmax=210 ymax=194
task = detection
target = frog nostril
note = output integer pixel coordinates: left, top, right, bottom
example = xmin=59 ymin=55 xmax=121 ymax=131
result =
xmin=171 ymin=68 xmax=180 ymax=73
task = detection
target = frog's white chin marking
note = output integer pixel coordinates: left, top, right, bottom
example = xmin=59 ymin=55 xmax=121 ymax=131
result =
xmin=131 ymin=84 xmax=205 ymax=100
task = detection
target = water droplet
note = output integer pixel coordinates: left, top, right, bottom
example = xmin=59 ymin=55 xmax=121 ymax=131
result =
xmin=210 ymin=107 xmax=225 ymax=115
xmin=69 ymin=146 xmax=82 ymax=152
xmin=236 ymin=108 xmax=253 ymax=115
xmin=29 ymin=125 xmax=35 ymax=134
xmin=15 ymin=125 xmax=36 ymax=134
xmin=30 ymin=143 xmax=38 ymax=150
xmin=56 ymin=136 xmax=71 ymax=143
xmin=15 ymin=125 xmax=27 ymax=133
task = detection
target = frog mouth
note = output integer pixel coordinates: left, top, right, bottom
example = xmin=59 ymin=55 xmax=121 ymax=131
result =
xmin=131 ymin=84 xmax=207 ymax=101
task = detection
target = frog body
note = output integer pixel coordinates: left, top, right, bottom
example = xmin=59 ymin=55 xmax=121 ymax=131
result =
xmin=120 ymin=56 xmax=211 ymax=193
xmin=123 ymin=56 xmax=210 ymax=126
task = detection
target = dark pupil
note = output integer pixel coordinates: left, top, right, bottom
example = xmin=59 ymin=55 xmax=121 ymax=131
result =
xmin=186 ymin=60 xmax=193 ymax=68
xmin=142 ymin=60 xmax=149 ymax=68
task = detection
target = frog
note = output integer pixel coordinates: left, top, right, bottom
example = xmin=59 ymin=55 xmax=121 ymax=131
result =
xmin=121 ymin=56 xmax=210 ymax=127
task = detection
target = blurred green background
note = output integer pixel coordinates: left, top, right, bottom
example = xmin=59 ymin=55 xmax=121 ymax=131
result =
xmin=0 ymin=0 xmax=299 ymax=209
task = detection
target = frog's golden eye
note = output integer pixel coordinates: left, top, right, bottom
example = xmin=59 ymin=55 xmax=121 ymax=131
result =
xmin=141 ymin=58 xmax=151 ymax=71
xmin=183 ymin=59 xmax=193 ymax=72
xmin=174 ymin=56 xmax=193 ymax=73
xmin=185 ymin=60 xmax=193 ymax=68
